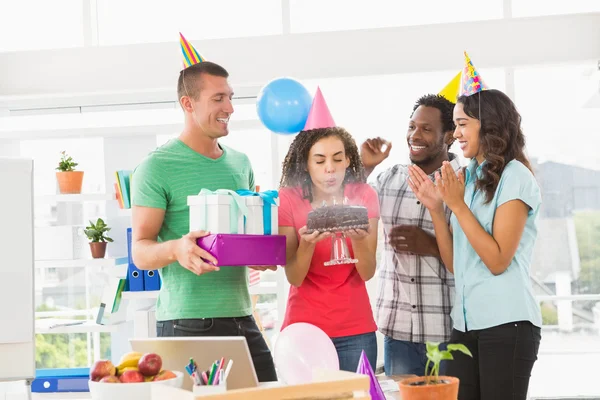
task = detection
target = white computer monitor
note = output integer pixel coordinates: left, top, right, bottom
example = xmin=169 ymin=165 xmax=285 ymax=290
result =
xmin=130 ymin=336 xmax=259 ymax=392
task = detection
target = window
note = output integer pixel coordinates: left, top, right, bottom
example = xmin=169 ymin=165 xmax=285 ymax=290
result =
xmin=0 ymin=0 xmax=84 ymax=52
xmin=515 ymin=62 xmax=599 ymax=170
xmin=35 ymin=267 xmax=114 ymax=368
xmin=290 ymin=0 xmax=503 ymax=33
xmin=97 ymin=0 xmax=282 ymax=46
xmin=514 ymin=61 xmax=600 ymax=398
xmin=20 ymin=138 xmax=110 ymax=368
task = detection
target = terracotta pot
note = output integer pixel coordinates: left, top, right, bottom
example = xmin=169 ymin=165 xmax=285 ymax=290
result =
xmin=399 ymin=376 xmax=459 ymax=400
xmin=90 ymin=242 xmax=107 ymax=259
xmin=56 ymin=171 xmax=84 ymax=194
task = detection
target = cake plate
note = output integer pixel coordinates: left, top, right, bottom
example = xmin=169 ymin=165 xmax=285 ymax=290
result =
xmin=324 ymin=230 xmax=358 ymax=266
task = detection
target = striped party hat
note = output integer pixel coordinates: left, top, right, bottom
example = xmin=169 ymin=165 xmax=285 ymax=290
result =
xmin=179 ymin=32 xmax=205 ymax=68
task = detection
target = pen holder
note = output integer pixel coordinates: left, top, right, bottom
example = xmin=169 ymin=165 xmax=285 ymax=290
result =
xmin=193 ymin=383 xmax=227 ymax=396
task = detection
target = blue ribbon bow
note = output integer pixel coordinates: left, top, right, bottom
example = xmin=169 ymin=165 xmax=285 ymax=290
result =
xmin=236 ymin=189 xmax=279 ymax=235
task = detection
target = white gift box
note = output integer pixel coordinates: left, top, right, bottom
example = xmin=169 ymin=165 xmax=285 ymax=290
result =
xmin=242 ymin=196 xmax=279 ymax=235
xmin=34 ymin=225 xmax=87 ymax=260
xmin=187 ymin=194 xmax=246 ymax=234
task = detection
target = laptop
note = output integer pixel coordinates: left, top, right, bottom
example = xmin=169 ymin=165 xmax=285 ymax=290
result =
xmin=130 ymin=337 xmax=259 ymax=392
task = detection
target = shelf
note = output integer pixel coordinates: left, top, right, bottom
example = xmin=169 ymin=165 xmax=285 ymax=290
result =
xmin=107 ymin=264 xmax=128 ymax=278
xmin=120 ymin=281 xmax=278 ymax=300
xmin=117 ymin=207 xmax=132 ymax=216
xmin=35 ymin=193 xmax=116 ymax=203
xmin=35 ymin=257 xmax=120 ymax=269
xmin=121 ymin=290 xmax=159 ymax=300
xmin=36 ymin=319 xmax=122 ymax=334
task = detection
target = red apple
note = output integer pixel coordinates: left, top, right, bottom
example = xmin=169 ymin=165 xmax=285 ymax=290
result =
xmin=100 ymin=375 xmax=120 ymax=383
xmin=119 ymin=370 xmax=145 ymax=383
xmin=153 ymin=370 xmax=176 ymax=381
xmin=90 ymin=360 xmax=116 ymax=382
xmin=138 ymin=353 xmax=162 ymax=377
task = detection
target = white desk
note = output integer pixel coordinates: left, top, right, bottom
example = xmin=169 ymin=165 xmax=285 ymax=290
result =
xmin=2 ymin=377 xmax=402 ymax=400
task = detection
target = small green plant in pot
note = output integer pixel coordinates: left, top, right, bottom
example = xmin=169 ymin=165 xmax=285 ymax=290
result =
xmin=84 ymin=218 xmax=114 ymax=259
xmin=55 ymin=151 xmax=84 ymax=194
xmin=398 ymin=341 xmax=472 ymax=400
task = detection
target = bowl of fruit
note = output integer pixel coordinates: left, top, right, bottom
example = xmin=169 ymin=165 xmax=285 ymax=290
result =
xmin=88 ymin=352 xmax=183 ymax=400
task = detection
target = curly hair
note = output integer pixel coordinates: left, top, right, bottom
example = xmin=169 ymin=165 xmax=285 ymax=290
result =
xmin=412 ymin=94 xmax=456 ymax=149
xmin=279 ymin=127 xmax=366 ymax=202
xmin=457 ymin=89 xmax=532 ymax=204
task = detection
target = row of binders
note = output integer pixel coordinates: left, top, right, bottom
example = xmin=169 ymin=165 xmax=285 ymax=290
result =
xmin=127 ymin=227 xmax=161 ymax=291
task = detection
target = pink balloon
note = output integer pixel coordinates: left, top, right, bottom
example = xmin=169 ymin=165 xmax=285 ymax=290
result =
xmin=274 ymin=323 xmax=339 ymax=384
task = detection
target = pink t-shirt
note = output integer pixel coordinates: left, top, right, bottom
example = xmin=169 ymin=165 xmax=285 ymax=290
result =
xmin=278 ymin=183 xmax=380 ymax=338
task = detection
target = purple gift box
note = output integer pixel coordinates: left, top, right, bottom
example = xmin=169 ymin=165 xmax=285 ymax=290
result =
xmin=197 ymin=234 xmax=286 ymax=266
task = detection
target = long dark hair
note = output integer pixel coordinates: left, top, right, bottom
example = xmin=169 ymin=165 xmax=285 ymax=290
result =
xmin=279 ymin=127 xmax=365 ymax=202
xmin=458 ymin=89 xmax=532 ymax=204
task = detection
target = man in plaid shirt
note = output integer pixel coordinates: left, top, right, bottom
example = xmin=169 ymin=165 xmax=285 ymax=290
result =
xmin=361 ymin=94 xmax=462 ymax=376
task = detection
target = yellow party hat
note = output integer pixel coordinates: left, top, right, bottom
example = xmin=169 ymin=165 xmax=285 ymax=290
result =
xmin=438 ymin=71 xmax=461 ymax=103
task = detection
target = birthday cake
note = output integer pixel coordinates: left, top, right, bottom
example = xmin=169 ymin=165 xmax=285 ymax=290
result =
xmin=306 ymin=205 xmax=369 ymax=233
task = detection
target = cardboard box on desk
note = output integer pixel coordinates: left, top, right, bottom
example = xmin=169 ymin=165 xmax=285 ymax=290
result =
xmin=196 ymin=234 xmax=286 ymax=266
xmin=187 ymin=191 xmax=246 ymax=234
xmin=235 ymin=189 xmax=279 ymax=235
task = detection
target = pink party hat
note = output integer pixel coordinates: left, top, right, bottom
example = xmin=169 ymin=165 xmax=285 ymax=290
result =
xmin=303 ymin=87 xmax=335 ymax=130
xmin=460 ymin=51 xmax=489 ymax=97
xmin=356 ymin=350 xmax=386 ymax=400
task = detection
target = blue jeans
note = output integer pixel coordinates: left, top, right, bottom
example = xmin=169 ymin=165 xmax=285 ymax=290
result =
xmin=330 ymin=332 xmax=377 ymax=372
xmin=384 ymin=336 xmax=449 ymax=376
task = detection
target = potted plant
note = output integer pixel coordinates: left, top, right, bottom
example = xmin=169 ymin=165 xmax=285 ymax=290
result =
xmin=55 ymin=151 xmax=84 ymax=194
xmin=398 ymin=341 xmax=472 ymax=400
xmin=84 ymin=218 xmax=114 ymax=259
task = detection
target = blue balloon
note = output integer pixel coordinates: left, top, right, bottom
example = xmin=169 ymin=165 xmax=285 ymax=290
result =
xmin=256 ymin=77 xmax=312 ymax=135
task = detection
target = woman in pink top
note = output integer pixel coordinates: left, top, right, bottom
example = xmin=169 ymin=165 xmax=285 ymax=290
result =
xmin=278 ymin=124 xmax=380 ymax=372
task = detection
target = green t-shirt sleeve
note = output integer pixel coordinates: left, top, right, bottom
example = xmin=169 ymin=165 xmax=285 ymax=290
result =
xmin=131 ymin=157 xmax=168 ymax=209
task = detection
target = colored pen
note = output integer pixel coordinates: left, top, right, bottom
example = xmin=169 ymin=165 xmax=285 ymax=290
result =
xmin=208 ymin=363 xmax=218 ymax=385
xmin=215 ymin=358 xmax=225 ymax=380
xmin=223 ymin=359 xmax=233 ymax=380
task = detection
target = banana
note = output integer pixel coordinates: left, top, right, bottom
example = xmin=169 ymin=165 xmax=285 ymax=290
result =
xmin=116 ymin=351 xmax=143 ymax=372
xmin=144 ymin=375 xmax=154 ymax=382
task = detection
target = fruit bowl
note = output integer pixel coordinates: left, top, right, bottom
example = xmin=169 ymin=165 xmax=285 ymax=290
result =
xmin=88 ymin=370 xmax=184 ymax=400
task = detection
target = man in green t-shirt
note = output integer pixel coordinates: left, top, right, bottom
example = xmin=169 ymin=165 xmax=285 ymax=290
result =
xmin=130 ymin=60 xmax=277 ymax=382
